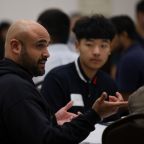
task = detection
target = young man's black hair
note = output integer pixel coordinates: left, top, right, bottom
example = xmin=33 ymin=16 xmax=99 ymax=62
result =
xmin=73 ymin=14 xmax=116 ymax=41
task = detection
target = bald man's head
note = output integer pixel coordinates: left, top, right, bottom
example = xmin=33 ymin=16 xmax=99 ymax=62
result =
xmin=5 ymin=20 xmax=50 ymax=53
xmin=4 ymin=19 xmax=50 ymax=76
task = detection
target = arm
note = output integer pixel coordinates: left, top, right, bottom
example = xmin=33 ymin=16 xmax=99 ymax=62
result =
xmin=4 ymin=83 xmax=127 ymax=144
xmin=55 ymin=91 xmax=127 ymax=125
xmin=5 ymin=96 xmax=100 ymax=144
xmin=55 ymin=101 xmax=79 ymax=125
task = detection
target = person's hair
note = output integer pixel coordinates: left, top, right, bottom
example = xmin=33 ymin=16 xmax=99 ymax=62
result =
xmin=136 ymin=0 xmax=144 ymax=13
xmin=0 ymin=21 xmax=11 ymax=31
xmin=37 ymin=8 xmax=70 ymax=43
xmin=110 ymin=15 xmax=137 ymax=40
xmin=73 ymin=14 xmax=116 ymax=41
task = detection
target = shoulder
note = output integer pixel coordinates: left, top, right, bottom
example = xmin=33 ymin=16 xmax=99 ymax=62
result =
xmin=97 ymin=70 xmax=117 ymax=92
xmin=48 ymin=62 xmax=75 ymax=77
xmin=128 ymin=86 xmax=144 ymax=113
xmin=0 ymin=73 xmax=39 ymax=110
xmin=97 ymin=70 xmax=115 ymax=82
xmin=120 ymin=46 xmax=144 ymax=68
xmin=123 ymin=45 xmax=144 ymax=60
xmin=43 ymin=62 xmax=78 ymax=87
xmin=0 ymin=73 xmax=36 ymax=96
xmin=1 ymin=73 xmax=30 ymax=85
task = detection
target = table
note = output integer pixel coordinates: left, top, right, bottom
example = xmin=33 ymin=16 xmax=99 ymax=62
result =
xmin=80 ymin=123 xmax=107 ymax=144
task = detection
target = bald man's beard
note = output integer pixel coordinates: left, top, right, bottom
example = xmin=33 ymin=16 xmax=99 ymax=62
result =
xmin=18 ymin=47 xmax=45 ymax=77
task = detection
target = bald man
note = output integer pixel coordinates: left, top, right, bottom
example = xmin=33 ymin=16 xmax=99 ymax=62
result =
xmin=4 ymin=20 xmax=50 ymax=76
xmin=0 ymin=20 xmax=127 ymax=144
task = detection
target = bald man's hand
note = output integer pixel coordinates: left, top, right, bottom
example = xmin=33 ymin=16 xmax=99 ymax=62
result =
xmin=55 ymin=101 xmax=78 ymax=125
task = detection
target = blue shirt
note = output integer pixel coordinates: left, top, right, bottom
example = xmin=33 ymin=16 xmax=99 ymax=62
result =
xmin=116 ymin=43 xmax=144 ymax=92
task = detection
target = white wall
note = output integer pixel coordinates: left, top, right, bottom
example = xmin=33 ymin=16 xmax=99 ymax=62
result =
xmin=0 ymin=0 xmax=79 ymax=21
xmin=78 ymin=0 xmax=112 ymax=16
xmin=79 ymin=0 xmax=138 ymax=21
xmin=111 ymin=0 xmax=138 ymax=21
xmin=0 ymin=0 xmax=138 ymax=22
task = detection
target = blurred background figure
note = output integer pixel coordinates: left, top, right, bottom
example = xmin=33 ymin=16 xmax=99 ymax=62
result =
xmin=111 ymin=15 xmax=144 ymax=100
xmin=33 ymin=8 xmax=78 ymax=90
xmin=99 ymin=0 xmax=144 ymax=81
xmin=135 ymin=0 xmax=144 ymax=43
xmin=111 ymin=15 xmax=144 ymax=116
xmin=0 ymin=21 xmax=11 ymax=60
xmin=68 ymin=12 xmax=83 ymax=52
xmin=101 ymin=33 xmax=123 ymax=80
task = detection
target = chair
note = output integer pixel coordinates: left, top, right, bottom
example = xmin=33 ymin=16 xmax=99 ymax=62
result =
xmin=102 ymin=113 xmax=144 ymax=144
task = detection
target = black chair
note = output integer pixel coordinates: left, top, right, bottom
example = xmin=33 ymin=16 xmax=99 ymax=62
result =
xmin=102 ymin=113 xmax=144 ymax=144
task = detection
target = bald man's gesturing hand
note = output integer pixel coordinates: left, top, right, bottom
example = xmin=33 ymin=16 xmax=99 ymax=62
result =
xmin=55 ymin=101 xmax=78 ymax=125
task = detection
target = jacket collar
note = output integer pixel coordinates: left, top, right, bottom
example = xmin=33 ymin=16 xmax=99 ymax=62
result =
xmin=74 ymin=58 xmax=97 ymax=84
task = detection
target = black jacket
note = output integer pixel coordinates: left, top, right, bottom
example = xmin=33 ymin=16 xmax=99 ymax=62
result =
xmin=41 ymin=59 xmax=118 ymax=122
xmin=0 ymin=58 xmax=101 ymax=144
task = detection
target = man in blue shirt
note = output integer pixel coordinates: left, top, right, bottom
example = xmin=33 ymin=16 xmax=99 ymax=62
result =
xmin=111 ymin=15 xmax=144 ymax=101
xmin=111 ymin=15 xmax=144 ymax=116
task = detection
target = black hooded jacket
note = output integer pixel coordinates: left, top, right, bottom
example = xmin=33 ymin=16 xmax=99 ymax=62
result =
xmin=0 ymin=58 xmax=101 ymax=144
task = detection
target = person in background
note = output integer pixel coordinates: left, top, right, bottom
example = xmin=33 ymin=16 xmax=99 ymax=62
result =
xmin=101 ymin=33 xmax=123 ymax=80
xmin=68 ymin=12 xmax=83 ymax=52
xmin=33 ymin=9 xmax=78 ymax=89
xmin=135 ymin=0 xmax=144 ymax=43
xmin=0 ymin=19 xmax=127 ymax=144
xmin=111 ymin=15 xmax=144 ymax=101
xmin=0 ymin=21 xmax=11 ymax=60
xmin=111 ymin=15 xmax=144 ymax=116
xmin=41 ymin=14 xmax=121 ymax=122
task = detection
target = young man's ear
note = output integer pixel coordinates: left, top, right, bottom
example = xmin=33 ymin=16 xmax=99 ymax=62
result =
xmin=10 ymin=39 xmax=22 ymax=54
xmin=75 ymin=40 xmax=80 ymax=52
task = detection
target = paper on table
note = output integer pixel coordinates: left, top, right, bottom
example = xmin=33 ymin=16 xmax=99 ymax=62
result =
xmin=81 ymin=124 xmax=107 ymax=144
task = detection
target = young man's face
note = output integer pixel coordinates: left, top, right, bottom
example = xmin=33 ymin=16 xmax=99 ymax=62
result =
xmin=76 ymin=38 xmax=111 ymax=73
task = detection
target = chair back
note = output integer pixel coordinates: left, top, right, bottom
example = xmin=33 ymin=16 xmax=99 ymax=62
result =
xmin=102 ymin=113 xmax=144 ymax=144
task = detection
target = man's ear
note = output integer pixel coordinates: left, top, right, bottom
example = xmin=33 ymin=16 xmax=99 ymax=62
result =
xmin=10 ymin=39 xmax=21 ymax=54
xmin=75 ymin=40 xmax=80 ymax=52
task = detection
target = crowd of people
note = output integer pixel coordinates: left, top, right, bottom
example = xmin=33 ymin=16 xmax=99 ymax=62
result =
xmin=0 ymin=0 xmax=144 ymax=144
